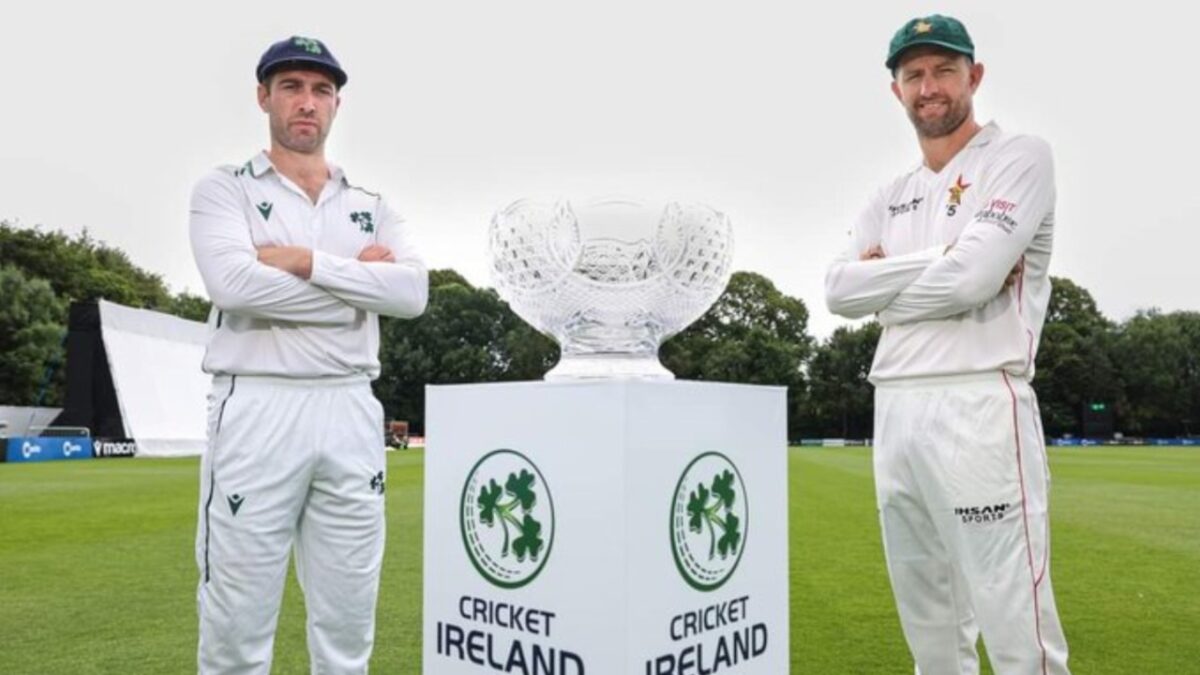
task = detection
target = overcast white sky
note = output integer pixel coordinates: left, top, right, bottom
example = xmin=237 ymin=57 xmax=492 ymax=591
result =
xmin=3 ymin=0 xmax=1197 ymax=338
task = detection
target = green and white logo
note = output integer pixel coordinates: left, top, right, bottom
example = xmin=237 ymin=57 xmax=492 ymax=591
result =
xmin=293 ymin=37 xmax=323 ymax=54
xmin=670 ymin=452 xmax=748 ymax=592
xmin=350 ymin=211 xmax=374 ymax=233
xmin=461 ymin=449 xmax=555 ymax=589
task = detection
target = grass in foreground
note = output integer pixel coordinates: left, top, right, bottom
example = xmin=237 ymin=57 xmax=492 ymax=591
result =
xmin=1 ymin=447 xmax=1197 ymax=673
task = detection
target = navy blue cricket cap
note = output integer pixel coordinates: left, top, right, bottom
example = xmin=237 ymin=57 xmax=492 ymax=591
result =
xmin=256 ymin=36 xmax=348 ymax=88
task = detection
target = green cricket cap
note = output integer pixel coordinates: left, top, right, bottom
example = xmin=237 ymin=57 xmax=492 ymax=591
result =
xmin=886 ymin=15 xmax=975 ymax=71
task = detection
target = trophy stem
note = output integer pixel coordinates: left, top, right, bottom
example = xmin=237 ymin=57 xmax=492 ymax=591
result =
xmin=544 ymin=353 xmax=675 ymax=382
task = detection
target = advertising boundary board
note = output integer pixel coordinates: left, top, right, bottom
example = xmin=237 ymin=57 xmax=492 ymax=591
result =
xmin=5 ymin=437 xmax=94 ymax=463
xmin=92 ymin=438 xmax=139 ymax=458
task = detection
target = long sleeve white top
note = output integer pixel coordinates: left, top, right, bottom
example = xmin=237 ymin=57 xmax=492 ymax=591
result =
xmin=189 ymin=152 xmax=428 ymax=379
xmin=825 ymin=123 xmax=1055 ymax=383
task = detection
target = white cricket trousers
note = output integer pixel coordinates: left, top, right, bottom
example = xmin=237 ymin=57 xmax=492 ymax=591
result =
xmin=873 ymin=372 xmax=1070 ymax=675
xmin=196 ymin=374 xmax=387 ymax=675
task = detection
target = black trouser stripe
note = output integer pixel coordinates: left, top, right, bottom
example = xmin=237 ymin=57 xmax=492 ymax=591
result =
xmin=204 ymin=375 xmax=236 ymax=584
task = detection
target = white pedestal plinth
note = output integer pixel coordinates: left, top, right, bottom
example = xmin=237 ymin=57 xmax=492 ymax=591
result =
xmin=423 ymin=381 xmax=789 ymax=674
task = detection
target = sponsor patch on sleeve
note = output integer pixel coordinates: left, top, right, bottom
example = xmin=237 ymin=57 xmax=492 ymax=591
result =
xmin=974 ymin=198 xmax=1020 ymax=234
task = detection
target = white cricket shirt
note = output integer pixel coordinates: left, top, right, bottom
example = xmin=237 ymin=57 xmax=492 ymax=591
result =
xmin=825 ymin=123 xmax=1056 ymax=383
xmin=189 ymin=152 xmax=428 ymax=379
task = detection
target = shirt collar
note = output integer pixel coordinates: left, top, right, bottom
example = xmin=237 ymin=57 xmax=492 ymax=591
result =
xmin=247 ymin=151 xmax=273 ymax=179
xmin=910 ymin=121 xmax=1002 ymax=176
xmin=246 ymin=151 xmax=349 ymax=186
xmin=329 ymin=162 xmax=349 ymax=187
xmin=967 ymin=120 xmax=1001 ymax=148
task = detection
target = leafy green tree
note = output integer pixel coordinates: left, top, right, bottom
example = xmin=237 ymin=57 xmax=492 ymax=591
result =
xmin=374 ymin=270 xmax=556 ymax=431
xmin=500 ymin=320 xmax=559 ymax=381
xmin=663 ymin=271 xmax=813 ymax=439
xmin=167 ymin=292 xmax=213 ymax=323
xmin=375 ymin=275 xmax=506 ymax=427
xmin=1112 ymin=310 xmax=1200 ymax=436
xmin=0 ymin=266 xmax=68 ymax=405
xmin=0 ymin=221 xmax=214 ymax=404
xmin=1045 ymin=276 xmax=1109 ymax=334
xmin=805 ymin=322 xmax=881 ymax=439
xmin=429 ymin=268 xmax=471 ymax=288
xmin=1034 ymin=277 xmax=1123 ymax=436
xmin=0 ymin=223 xmax=171 ymax=308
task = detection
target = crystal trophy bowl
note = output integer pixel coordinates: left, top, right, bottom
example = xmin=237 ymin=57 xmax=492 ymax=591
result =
xmin=489 ymin=198 xmax=734 ymax=381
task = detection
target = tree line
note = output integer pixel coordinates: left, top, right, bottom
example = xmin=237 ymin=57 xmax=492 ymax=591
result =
xmin=2 ymin=220 xmax=1197 ymax=440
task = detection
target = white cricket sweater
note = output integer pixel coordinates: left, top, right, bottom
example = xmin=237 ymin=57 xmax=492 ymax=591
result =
xmin=825 ymin=123 xmax=1056 ymax=383
xmin=189 ymin=152 xmax=428 ymax=379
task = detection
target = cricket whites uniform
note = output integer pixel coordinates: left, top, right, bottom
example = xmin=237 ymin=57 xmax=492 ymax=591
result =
xmin=826 ymin=123 xmax=1070 ymax=674
xmin=189 ymin=151 xmax=427 ymax=674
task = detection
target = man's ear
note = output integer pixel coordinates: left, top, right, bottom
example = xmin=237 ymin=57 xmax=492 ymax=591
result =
xmin=890 ymin=79 xmax=903 ymax=104
xmin=257 ymin=83 xmax=270 ymax=112
xmin=969 ymin=61 xmax=985 ymax=93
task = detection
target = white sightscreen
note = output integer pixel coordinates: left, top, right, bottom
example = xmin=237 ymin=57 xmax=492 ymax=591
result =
xmin=0 ymin=406 xmax=63 ymax=437
xmin=98 ymin=300 xmax=208 ymax=457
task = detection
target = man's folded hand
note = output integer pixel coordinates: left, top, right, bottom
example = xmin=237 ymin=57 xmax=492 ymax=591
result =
xmin=257 ymin=245 xmax=313 ymax=279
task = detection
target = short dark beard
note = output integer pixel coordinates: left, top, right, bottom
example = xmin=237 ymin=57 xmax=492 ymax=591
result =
xmin=907 ymin=96 xmax=972 ymax=139
xmin=269 ymin=114 xmax=326 ymax=155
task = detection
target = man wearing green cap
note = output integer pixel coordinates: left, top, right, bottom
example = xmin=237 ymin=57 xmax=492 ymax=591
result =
xmin=826 ymin=15 xmax=1070 ymax=675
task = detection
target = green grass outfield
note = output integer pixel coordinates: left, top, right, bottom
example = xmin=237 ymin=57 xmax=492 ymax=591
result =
xmin=1 ymin=447 xmax=1197 ymax=673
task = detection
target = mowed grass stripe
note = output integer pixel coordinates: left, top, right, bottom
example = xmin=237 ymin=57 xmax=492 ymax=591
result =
xmin=788 ymin=447 xmax=914 ymax=673
xmin=1 ymin=447 xmax=1198 ymax=673
xmin=0 ymin=459 xmax=199 ymax=674
xmin=1048 ymin=447 xmax=1200 ymax=674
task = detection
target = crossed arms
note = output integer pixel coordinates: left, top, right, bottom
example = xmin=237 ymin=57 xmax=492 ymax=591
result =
xmin=189 ymin=172 xmax=428 ymax=325
xmin=825 ymin=137 xmax=1054 ymax=327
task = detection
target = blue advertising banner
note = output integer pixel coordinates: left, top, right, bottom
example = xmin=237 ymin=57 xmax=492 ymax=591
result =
xmin=1052 ymin=438 xmax=1199 ymax=447
xmin=5 ymin=437 xmax=94 ymax=463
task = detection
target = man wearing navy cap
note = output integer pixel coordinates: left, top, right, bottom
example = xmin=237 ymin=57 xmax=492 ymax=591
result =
xmin=826 ymin=15 xmax=1070 ymax=674
xmin=189 ymin=36 xmax=427 ymax=674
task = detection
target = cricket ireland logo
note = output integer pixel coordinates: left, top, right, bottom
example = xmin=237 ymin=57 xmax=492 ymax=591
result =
xmin=671 ymin=452 xmax=748 ymax=592
xmin=460 ymin=449 xmax=555 ymax=589
xmin=350 ymin=211 xmax=374 ymax=233
xmin=293 ymin=37 xmax=323 ymax=54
